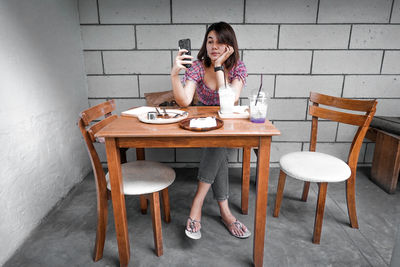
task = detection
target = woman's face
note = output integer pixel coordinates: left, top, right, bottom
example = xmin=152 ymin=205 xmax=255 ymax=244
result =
xmin=206 ymin=30 xmax=226 ymax=62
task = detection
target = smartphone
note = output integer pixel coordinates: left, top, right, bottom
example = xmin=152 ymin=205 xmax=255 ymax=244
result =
xmin=178 ymin=39 xmax=191 ymax=68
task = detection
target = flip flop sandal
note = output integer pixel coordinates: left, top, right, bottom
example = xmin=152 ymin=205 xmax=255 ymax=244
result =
xmin=185 ymin=217 xmax=201 ymax=240
xmin=221 ymin=218 xmax=251 ymax=239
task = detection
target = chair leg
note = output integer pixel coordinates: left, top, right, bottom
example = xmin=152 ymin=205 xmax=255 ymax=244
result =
xmin=93 ymin=191 xmax=108 ymax=261
xmin=149 ymin=192 xmax=163 ymax=257
xmin=346 ymin=174 xmax=359 ymax=229
xmin=161 ymin=188 xmax=171 ymax=223
xmin=301 ymin=181 xmax=311 ymax=201
xmin=313 ymin=182 xmax=328 ymax=244
xmin=273 ymin=170 xmax=287 ymax=217
xmin=140 ymin=195 xmax=148 ymax=214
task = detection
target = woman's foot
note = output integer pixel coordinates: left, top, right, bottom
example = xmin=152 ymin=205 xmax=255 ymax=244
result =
xmin=185 ymin=217 xmax=201 ymax=239
xmin=221 ymin=216 xmax=251 ymax=239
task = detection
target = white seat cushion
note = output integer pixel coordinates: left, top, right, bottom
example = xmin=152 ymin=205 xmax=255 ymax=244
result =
xmin=106 ymin=161 xmax=175 ymax=195
xmin=279 ymin=151 xmax=351 ymax=183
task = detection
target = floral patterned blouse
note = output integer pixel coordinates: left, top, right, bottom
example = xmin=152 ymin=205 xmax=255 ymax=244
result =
xmin=182 ymin=60 xmax=247 ymax=106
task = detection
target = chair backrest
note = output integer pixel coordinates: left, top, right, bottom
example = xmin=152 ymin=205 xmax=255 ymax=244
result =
xmin=78 ymin=100 xmax=117 ymax=197
xmin=308 ymin=92 xmax=377 ymax=171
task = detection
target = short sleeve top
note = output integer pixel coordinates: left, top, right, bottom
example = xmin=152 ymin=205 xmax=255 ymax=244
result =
xmin=182 ymin=60 xmax=247 ymax=106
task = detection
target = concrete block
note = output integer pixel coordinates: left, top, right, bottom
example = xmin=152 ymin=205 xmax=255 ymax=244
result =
xmin=103 ymin=51 xmax=171 ymax=74
xmin=172 ymin=0 xmax=243 ymax=23
xmin=231 ymin=25 xmax=278 ymax=49
xmin=81 ymin=26 xmax=135 ymax=50
xmin=98 ymin=0 xmax=170 ymax=24
xmin=318 ymin=0 xmax=392 ymax=23
xmin=350 ymin=25 xmax=400 ymax=49
xmin=125 ymin=149 xmax=139 ymax=162
xmin=312 ymin=51 xmax=382 ymax=74
xmin=144 ymin=148 xmax=175 ymax=162
xmin=392 ymin=0 xmax=400 ymax=23
xmin=273 ymin=121 xmax=311 ymax=142
xmin=273 ymin=121 xmax=337 ymax=142
xmin=83 ymin=51 xmax=103 ymax=74
xmin=227 ymin=148 xmax=240 ymax=163
xmin=139 ymin=75 xmax=172 ymax=97
xmin=343 ymin=75 xmax=400 ymax=98
xmin=89 ymin=98 xmax=146 ymax=114
xmin=279 ymin=25 xmax=350 ymax=49
xmin=136 ymin=25 xmax=206 ymax=49
xmin=78 ymin=0 xmax=98 ymax=24
xmin=93 ymin=142 xmax=106 ymax=162
xmin=337 ymin=124 xmax=359 ymax=142
xmin=87 ymin=75 xmax=139 ymax=98
xmin=275 ymin=75 xmax=343 ymax=97
xmin=244 ymin=51 xmax=312 ymax=74
xmin=246 ymin=0 xmax=318 ymax=23
xmin=304 ymin=142 xmax=366 ymax=162
xmin=382 ymin=51 xmax=400 ymax=74
xmin=270 ymin=142 xmax=303 ymax=163
xmin=374 ymin=99 xmax=400 ymax=116
xmin=268 ymin=99 xmax=308 ymax=120
xmin=243 ymin=75 xmax=274 ymax=98
xmin=364 ymin=143 xmax=375 ymax=163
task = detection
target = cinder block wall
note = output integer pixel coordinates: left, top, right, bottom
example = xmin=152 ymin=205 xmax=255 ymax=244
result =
xmin=0 ymin=0 xmax=89 ymax=265
xmin=79 ymin=0 xmax=400 ymax=167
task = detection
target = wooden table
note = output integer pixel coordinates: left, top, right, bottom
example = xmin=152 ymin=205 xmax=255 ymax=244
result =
xmin=95 ymin=106 xmax=280 ymax=267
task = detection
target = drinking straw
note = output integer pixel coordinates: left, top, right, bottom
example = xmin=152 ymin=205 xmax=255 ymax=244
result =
xmin=255 ymin=74 xmax=263 ymax=105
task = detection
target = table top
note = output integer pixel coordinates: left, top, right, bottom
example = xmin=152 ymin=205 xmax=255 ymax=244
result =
xmin=96 ymin=106 xmax=280 ymax=138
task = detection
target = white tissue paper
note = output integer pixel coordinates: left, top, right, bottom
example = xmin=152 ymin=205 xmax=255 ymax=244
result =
xmin=121 ymin=106 xmax=156 ymax=117
xmin=189 ymin=117 xmax=217 ymax=128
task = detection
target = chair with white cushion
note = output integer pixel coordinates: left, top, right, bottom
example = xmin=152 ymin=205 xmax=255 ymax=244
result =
xmin=78 ymin=100 xmax=175 ymax=260
xmin=273 ymin=92 xmax=377 ymax=244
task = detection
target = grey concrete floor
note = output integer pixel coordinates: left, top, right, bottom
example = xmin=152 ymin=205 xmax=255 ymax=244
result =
xmin=4 ymin=167 xmax=400 ymax=267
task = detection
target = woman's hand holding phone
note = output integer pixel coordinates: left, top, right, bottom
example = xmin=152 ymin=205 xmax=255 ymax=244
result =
xmin=171 ymin=49 xmax=194 ymax=76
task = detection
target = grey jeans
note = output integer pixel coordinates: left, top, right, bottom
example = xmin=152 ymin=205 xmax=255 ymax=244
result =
xmin=197 ymin=147 xmax=229 ymax=201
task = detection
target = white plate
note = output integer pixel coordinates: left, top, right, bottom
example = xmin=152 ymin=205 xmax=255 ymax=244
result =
xmin=218 ymin=106 xmax=249 ymax=119
xmin=138 ymin=109 xmax=188 ymax=124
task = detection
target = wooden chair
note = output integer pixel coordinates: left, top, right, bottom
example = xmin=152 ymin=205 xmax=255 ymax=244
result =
xmin=78 ymin=100 xmax=175 ymax=260
xmin=273 ymin=92 xmax=377 ymax=244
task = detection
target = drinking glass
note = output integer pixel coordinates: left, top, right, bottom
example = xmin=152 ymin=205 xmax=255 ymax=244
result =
xmin=219 ymin=85 xmax=235 ymax=114
xmin=249 ymin=92 xmax=268 ymax=123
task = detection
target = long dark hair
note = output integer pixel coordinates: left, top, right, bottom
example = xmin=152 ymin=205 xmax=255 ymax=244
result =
xmin=197 ymin=22 xmax=239 ymax=71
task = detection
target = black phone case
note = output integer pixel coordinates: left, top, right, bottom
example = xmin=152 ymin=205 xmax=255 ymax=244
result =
xmin=178 ymin=39 xmax=191 ymax=68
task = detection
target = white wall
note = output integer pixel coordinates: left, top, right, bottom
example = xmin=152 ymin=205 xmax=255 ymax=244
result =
xmin=79 ymin=0 xmax=400 ymax=166
xmin=0 ymin=0 xmax=90 ymax=265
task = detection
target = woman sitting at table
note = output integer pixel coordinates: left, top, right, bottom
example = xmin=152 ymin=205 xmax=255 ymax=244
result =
xmin=170 ymin=21 xmax=250 ymax=240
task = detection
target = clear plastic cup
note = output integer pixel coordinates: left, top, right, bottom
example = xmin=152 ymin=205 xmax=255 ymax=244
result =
xmin=249 ymin=92 xmax=268 ymax=123
xmin=219 ymin=85 xmax=235 ymax=114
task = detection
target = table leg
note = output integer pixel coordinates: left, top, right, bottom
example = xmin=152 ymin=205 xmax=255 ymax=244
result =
xmin=105 ymin=138 xmax=130 ymax=267
xmin=253 ymin=137 xmax=271 ymax=267
xmin=241 ymin=147 xmax=251 ymax=215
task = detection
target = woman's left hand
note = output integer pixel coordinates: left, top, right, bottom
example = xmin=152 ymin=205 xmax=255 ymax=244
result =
xmin=215 ymin=45 xmax=234 ymax=67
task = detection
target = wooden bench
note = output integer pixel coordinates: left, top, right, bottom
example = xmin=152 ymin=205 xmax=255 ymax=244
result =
xmin=366 ymin=116 xmax=400 ymax=194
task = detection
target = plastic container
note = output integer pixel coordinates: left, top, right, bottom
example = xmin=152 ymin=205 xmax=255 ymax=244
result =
xmin=249 ymin=90 xmax=268 ymax=123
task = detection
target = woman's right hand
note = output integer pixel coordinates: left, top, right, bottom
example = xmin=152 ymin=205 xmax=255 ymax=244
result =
xmin=171 ymin=49 xmax=193 ymax=76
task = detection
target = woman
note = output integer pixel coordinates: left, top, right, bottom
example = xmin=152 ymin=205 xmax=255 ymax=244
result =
xmin=170 ymin=22 xmax=250 ymax=240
